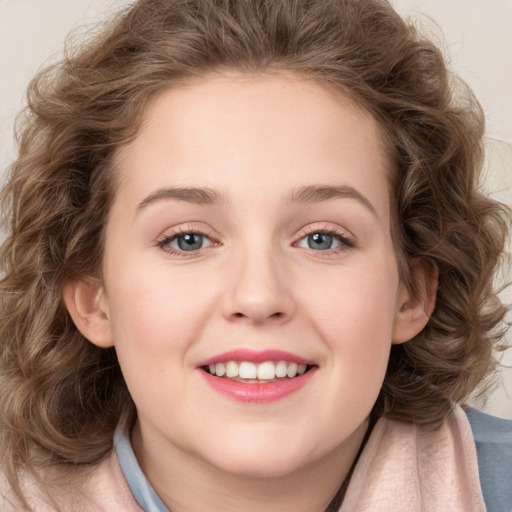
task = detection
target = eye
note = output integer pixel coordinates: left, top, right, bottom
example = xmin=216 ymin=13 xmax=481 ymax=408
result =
xmin=295 ymin=230 xmax=354 ymax=252
xmin=158 ymin=231 xmax=215 ymax=254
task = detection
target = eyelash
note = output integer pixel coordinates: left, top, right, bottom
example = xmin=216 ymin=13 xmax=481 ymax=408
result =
xmin=293 ymin=226 xmax=356 ymax=255
xmin=156 ymin=225 xmax=355 ymax=257
xmin=156 ymin=227 xmax=218 ymax=257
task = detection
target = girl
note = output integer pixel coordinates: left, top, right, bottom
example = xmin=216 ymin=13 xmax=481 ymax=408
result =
xmin=1 ymin=0 xmax=510 ymax=510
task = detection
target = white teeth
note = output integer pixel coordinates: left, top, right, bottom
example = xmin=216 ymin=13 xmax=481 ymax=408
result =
xmin=275 ymin=361 xmax=288 ymax=378
xmin=206 ymin=360 xmax=310 ymax=380
xmin=215 ymin=362 xmax=226 ymax=377
xmin=239 ymin=361 xmax=257 ymax=379
xmin=257 ymin=361 xmax=276 ymax=380
xmin=225 ymin=361 xmax=238 ymax=378
xmin=286 ymin=362 xmax=298 ymax=378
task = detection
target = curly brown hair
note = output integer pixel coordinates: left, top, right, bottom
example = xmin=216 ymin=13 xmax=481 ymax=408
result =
xmin=0 ymin=0 xmax=509 ymax=500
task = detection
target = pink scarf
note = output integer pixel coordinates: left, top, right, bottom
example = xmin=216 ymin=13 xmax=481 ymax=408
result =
xmin=2 ymin=406 xmax=485 ymax=511
xmin=340 ymin=405 xmax=485 ymax=511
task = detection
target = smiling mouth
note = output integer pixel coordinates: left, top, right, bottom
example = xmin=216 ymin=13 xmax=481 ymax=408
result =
xmin=203 ymin=360 xmax=314 ymax=381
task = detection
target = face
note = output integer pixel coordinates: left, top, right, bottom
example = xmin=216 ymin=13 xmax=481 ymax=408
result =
xmin=78 ymin=72 xmax=424 ymax=480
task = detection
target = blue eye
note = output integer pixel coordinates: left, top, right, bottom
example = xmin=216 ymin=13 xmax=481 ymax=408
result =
xmin=307 ymin=233 xmax=334 ymax=250
xmin=159 ymin=232 xmax=214 ymax=253
xmin=175 ymin=233 xmax=205 ymax=251
xmin=296 ymin=231 xmax=352 ymax=251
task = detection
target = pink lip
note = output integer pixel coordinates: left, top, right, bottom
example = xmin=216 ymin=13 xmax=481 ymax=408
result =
xmin=197 ymin=349 xmax=312 ymax=367
xmin=199 ymin=367 xmax=316 ymax=403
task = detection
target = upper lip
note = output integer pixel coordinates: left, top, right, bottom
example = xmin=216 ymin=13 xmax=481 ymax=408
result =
xmin=197 ymin=349 xmax=313 ymax=367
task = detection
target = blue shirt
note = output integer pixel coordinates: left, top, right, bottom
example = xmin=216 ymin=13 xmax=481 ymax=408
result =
xmin=466 ymin=407 xmax=512 ymax=512
xmin=114 ymin=426 xmax=168 ymax=512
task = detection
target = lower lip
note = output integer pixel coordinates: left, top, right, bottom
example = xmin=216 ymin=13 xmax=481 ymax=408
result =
xmin=199 ymin=368 xmax=316 ymax=403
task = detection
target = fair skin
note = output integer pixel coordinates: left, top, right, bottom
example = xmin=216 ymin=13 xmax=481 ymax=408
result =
xmin=64 ymin=72 xmax=435 ymax=512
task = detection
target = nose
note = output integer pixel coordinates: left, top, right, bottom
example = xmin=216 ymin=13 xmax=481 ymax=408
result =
xmin=221 ymin=248 xmax=296 ymax=326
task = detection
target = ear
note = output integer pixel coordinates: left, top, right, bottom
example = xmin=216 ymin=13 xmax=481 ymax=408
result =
xmin=392 ymin=258 xmax=438 ymax=344
xmin=62 ymin=279 xmax=114 ymax=348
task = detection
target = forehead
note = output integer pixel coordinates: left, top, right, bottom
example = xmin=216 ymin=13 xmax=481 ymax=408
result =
xmin=114 ymin=71 xmax=392 ymax=219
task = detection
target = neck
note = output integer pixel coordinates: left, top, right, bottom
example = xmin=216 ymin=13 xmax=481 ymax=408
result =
xmin=131 ymin=419 xmax=370 ymax=512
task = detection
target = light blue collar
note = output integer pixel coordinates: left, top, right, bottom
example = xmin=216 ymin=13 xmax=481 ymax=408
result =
xmin=114 ymin=424 xmax=170 ymax=512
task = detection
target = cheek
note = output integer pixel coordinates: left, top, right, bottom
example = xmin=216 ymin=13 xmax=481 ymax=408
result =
xmin=300 ymin=260 xmax=398 ymax=377
xmin=105 ymin=263 xmax=215 ymax=351
xmin=304 ymin=261 xmax=397 ymax=329
xmin=104 ymin=270 xmax=214 ymax=410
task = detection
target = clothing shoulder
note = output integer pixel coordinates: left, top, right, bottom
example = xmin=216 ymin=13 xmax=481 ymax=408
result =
xmin=465 ymin=406 xmax=512 ymax=512
xmin=0 ymin=472 xmax=20 ymax=512
xmin=0 ymin=450 xmax=143 ymax=512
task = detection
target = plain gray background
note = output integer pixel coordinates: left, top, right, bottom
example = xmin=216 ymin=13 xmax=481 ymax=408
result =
xmin=0 ymin=0 xmax=510 ymax=418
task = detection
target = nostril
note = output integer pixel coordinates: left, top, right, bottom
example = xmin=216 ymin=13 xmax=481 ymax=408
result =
xmin=231 ymin=311 xmax=284 ymax=320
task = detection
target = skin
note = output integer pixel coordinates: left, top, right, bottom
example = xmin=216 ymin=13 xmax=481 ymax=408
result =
xmin=64 ymin=71 xmax=434 ymax=511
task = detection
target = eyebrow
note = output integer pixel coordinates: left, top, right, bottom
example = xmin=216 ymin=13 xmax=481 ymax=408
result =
xmin=137 ymin=186 xmax=225 ymax=212
xmin=289 ymin=184 xmax=377 ymax=216
xmin=136 ymin=183 xmax=377 ymax=216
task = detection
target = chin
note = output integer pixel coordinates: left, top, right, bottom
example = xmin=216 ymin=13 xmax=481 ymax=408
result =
xmin=211 ymin=454 xmax=307 ymax=479
xmin=198 ymin=435 xmax=317 ymax=479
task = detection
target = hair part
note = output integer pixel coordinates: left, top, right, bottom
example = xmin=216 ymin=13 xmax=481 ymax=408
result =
xmin=0 ymin=0 xmax=509 ymax=503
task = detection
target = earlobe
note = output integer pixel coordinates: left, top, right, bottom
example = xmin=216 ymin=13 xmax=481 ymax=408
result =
xmin=392 ymin=259 xmax=438 ymax=344
xmin=62 ymin=279 xmax=114 ymax=348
